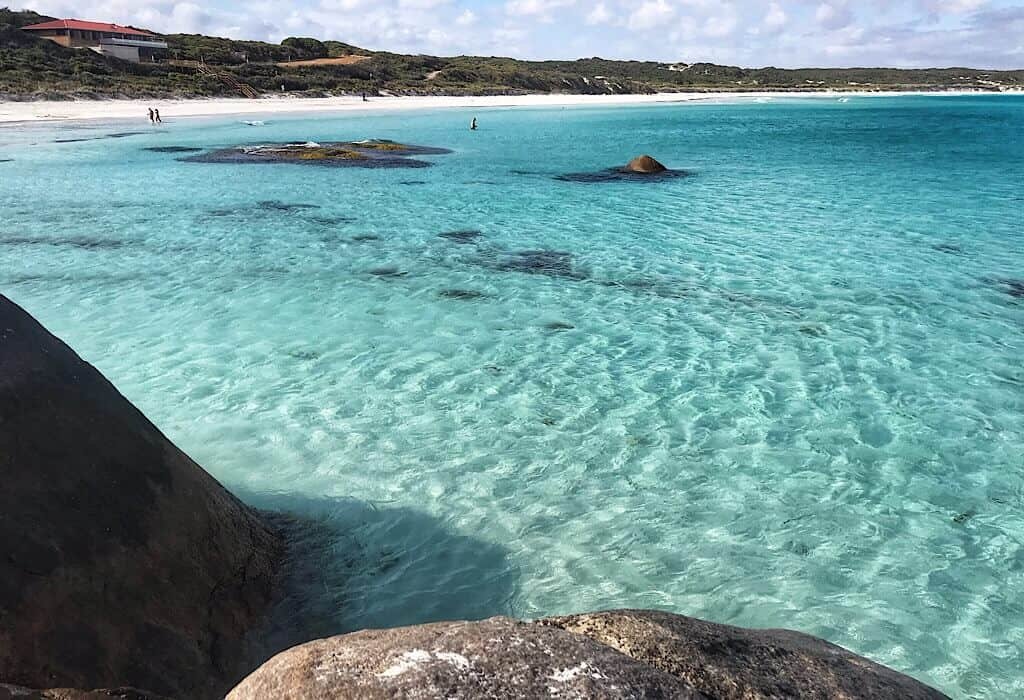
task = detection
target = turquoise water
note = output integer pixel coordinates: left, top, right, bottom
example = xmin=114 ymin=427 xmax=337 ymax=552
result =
xmin=2 ymin=95 xmax=1023 ymax=697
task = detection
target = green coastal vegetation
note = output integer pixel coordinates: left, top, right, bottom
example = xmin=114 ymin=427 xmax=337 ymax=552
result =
xmin=2 ymin=7 xmax=1023 ymax=99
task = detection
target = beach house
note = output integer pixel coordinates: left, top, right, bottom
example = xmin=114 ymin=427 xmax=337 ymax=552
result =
xmin=20 ymin=19 xmax=168 ymax=63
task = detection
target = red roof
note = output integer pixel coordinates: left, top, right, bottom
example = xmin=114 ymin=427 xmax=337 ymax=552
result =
xmin=21 ymin=19 xmax=156 ymax=36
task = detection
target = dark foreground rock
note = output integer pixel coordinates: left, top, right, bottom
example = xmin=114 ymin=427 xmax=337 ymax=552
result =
xmin=228 ymin=610 xmax=948 ymax=699
xmin=0 ymin=684 xmax=169 ymax=700
xmin=0 ymin=295 xmax=284 ymax=699
xmin=183 ymin=140 xmax=452 ymax=168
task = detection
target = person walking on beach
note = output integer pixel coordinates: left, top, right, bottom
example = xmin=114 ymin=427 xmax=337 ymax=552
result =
xmin=470 ymin=117 xmax=477 ymax=131
xmin=154 ymin=109 xmax=162 ymax=124
xmin=148 ymin=108 xmax=154 ymax=124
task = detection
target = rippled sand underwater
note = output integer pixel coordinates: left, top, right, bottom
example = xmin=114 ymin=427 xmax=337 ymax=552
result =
xmin=2 ymin=95 xmax=1023 ymax=698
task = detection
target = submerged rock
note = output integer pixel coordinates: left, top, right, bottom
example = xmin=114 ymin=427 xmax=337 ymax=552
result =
xmin=0 ymin=235 xmax=125 ymax=250
xmin=493 ymin=250 xmax=586 ymax=280
xmin=368 ymin=266 xmax=407 ymax=277
xmin=556 ymin=155 xmax=688 ymax=183
xmin=0 ymin=295 xmax=284 ymax=699
xmin=183 ymin=140 xmax=452 ymax=169
xmin=555 ymin=168 xmax=690 ymax=183
xmin=257 ymin=200 xmax=320 ymax=212
xmin=143 ymin=146 xmax=203 ymax=153
xmin=438 ymin=289 xmax=486 ymax=300
xmin=625 ymin=154 xmax=667 ymax=173
xmin=998 ymin=278 xmax=1024 ymax=298
xmin=438 ymin=229 xmax=483 ymax=244
xmin=228 ymin=610 xmax=949 ymax=699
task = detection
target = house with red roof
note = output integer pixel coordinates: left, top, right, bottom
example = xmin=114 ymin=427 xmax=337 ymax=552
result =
xmin=21 ymin=18 xmax=168 ymax=63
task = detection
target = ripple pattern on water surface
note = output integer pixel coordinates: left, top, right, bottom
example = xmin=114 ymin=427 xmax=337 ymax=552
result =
xmin=2 ymin=96 xmax=1024 ymax=699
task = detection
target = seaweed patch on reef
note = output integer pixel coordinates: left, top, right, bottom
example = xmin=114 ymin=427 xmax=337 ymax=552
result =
xmin=182 ymin=139 xmax=452 ymax=168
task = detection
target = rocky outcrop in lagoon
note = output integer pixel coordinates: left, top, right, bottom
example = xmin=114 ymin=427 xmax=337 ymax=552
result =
xmin=183 ymin=140 xmax=452 ymax=168
xmin=624 ymin=154 xmax=668 ymax=173
xmin=0 ymin=295 xmax=284 ymax=699
xmin=556 ymin=154 xmax=689 ymax=182
xmin=228 ymin=610 xmax=948 ymax=699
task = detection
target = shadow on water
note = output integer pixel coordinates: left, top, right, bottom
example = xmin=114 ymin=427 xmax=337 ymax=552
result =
xmin=235 ymin=490 xmax=520 ymax=653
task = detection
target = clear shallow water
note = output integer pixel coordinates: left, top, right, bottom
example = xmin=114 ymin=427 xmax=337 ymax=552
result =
xmin=2 ymin=95 xmax=1023 ymax=697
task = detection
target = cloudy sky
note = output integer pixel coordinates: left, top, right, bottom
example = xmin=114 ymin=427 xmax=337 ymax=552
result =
xmin=22 ymin=0 xmax=1024 ymax=68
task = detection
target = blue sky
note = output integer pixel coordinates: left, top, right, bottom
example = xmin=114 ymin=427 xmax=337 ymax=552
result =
xmin=23 ymin=0 xmax=1024 ymax=68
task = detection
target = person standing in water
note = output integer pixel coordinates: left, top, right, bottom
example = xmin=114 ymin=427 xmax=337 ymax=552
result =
xmin=470 ymin=117 xmax=477 ymax=131
xmin=154 ymin=109 xmax=162 ymax=124
xmin=148 ymin=108 xmax=154 ymax=124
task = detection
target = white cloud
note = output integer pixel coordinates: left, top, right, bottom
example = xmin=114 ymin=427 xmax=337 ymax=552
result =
xmin=764 ymin=2 xmax=787 ymax=32
xmin=815 ymin=1 xmax=854 ymax=30
xmin=627 ymin=0 xmax=674 ymax=31
xmin=586 ymin=2 xmax=612 ymax=25
xmin=504 ymin=0 xmax=575 ymax=18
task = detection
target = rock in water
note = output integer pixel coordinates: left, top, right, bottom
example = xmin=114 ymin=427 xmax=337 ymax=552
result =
xmin=0 ymin=295 xmax=284 ymax=699
xmin=228 ymin=610 xmax=949 ymax=699
xmin=624 ymin=155 xmax=667 ymax=173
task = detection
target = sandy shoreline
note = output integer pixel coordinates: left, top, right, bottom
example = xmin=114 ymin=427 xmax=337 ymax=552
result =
xmin=0 ymin=90 xmax=1004 ymax=125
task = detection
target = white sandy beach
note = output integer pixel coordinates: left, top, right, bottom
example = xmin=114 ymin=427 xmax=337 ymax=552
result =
xmin=0 ymin=90 xmax=995 ymax=124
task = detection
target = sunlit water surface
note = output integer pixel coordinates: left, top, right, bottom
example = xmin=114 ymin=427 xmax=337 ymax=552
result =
xmin=2 ymin=95 xmax=1023 ymax=698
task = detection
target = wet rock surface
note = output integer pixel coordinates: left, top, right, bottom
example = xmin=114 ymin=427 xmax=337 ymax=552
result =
xmin=0 ymin=295 xmax=284 ymax=699
xmin=183 ymin=140 xmax=452 ymax=168
xmin=228 ymin=610 xmax=948 ymax=699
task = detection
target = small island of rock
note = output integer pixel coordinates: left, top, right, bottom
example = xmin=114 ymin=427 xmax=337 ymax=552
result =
xmin=183 ymin=140 xmax=452 ymax=168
